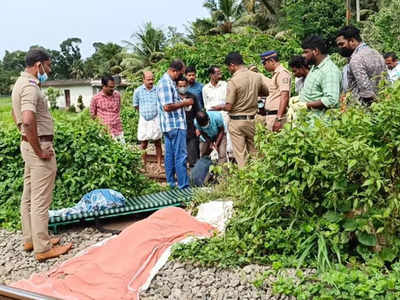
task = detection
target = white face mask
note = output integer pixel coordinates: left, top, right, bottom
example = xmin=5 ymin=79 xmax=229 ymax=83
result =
xmin=178 ymin=87 xmax=188 ymax=94
xmin=37 ymin=63 xmax=48 ymax=83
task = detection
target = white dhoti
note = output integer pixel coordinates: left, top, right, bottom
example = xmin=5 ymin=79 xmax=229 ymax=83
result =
xmin=221 ymin=111 xmax=233 ymax=154
xmin=137 ymin=115 xmax=162 ymax=141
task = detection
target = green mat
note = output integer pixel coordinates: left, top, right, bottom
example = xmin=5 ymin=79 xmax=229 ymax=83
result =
xmin=48 ymin=188 xmax=194 ymax=233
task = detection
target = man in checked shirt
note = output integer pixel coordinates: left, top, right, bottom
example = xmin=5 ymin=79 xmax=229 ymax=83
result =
xmin=90 ymin=75 xmax=125 ymax=143
xmin=336 ymin=25 xmax=386 ymax=106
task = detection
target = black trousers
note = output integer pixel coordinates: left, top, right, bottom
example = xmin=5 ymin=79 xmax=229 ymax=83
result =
xmin=187 ymin=136 xmax=200 ymax=167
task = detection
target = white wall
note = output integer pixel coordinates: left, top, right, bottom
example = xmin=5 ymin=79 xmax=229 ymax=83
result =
xmin=43 ymin=85 xmax=100 ymax=109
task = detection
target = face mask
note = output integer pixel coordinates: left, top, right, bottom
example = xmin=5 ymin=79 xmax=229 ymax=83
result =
xmin=178 ymin=87 xmax=188 ymax=94
xmin=37 ymin=63 xmax=48 ymax=83
xmin=339 ymin=47 xmax=354 ymax=58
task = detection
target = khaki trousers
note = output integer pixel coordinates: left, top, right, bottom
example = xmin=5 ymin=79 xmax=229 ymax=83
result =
xmin=20 ymin=141 xmax=57 ymax=253
xmin=228 ymin=119 xmax=256 ymax=168
xmin=199 ymin=135 xmax=228 ymax=164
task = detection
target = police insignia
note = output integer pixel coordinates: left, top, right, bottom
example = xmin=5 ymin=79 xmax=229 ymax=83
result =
xmin=29 ymin=80 xmax=37 ymax=86
xmin=282 ymin=78 xmax=289 ymax=84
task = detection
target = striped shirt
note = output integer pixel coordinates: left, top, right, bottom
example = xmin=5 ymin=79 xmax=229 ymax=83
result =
xmin=156 ymin=72 xmax=186 ymax=133
xmin=133 ymin=84 xmax=158 ymax=121
xmin=300 ymin=56 xmax=342 ymax=118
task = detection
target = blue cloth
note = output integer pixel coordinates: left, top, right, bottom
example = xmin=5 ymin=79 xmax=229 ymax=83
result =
xmin=49 ymin=189 xmax=126 ymax=218
xmin=164 ymin=129 xmax=189 ymax=189
xmin=188 ymin=81 xmax=204 ymax=109
xmin=194 ymin=111 xmax=225 ymax=141
xmin=157 ymin=73 xmax=186 ymax=133
xmin=133 ymin=84 xmax=158 ymax=121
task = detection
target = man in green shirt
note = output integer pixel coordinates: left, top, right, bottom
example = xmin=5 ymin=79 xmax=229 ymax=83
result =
xmin=300 ymin=35 xmax=342 ymax=119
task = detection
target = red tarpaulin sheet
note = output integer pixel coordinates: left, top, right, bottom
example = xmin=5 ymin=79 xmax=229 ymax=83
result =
xmin=12 ymin=207 xmax=215 ymax=300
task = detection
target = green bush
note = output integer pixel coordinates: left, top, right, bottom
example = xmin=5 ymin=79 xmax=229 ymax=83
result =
xmin=362 ymin=0 xmax=400 ymax=54
xmin=279 ymin=0 xmax=346 ymax=53
xmin=152 ymin=29 xmax=302 ymax=83
xmin=172 ymin=83 xmax=400 ymax=270
xmin=0 ymin=110 xmax=161 ymax=230
xmin=121 ymin=90 xmax=140 ymax=145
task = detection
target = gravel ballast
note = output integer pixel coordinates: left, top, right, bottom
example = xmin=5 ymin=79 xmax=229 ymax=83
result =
xmin=141 ymin=261 xmax=301 ymax=300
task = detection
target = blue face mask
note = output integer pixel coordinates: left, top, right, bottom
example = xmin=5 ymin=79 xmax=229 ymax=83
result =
xmin=37 ymin=64 xmax=48 ymax=83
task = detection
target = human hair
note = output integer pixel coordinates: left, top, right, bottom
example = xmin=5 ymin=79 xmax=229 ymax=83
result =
xmin=224 ymin=52 xmax=244 ymax=66
xmin=196 ymin=111 xmax=209 ymax=127
xmin=301 ymin=35 xmax=328 ymax=55
xmin=169 ymin=59 xmax=185 ymax=71
xmin=289 ymin=55 xmax=309 ymax=69
xmin=176 ymin=75 xmax=188 ymax=83
xmin=266 ymin=55 xmax=279 ymax=62
xmin=25 ymin=48 xmax=50 ymax=67
xmin=142 ymin=70 xmax=153 ymax=79
xmin=336 ymin=25 xmax=362 ymax=42
xmin=185 ymin=66 xmax=196 ymax=74
xmin=384 ymin=52 xmax=398 ymax=60
xmin=208 ymin=65 xmax=219 ymax=75
xmin=101 ymin=75 xmax=114 ymax=87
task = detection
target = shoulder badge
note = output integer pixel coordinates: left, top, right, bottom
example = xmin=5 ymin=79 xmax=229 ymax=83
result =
xmin=282 ymin=77 xmax=289 ymax=84
xmin=29 ymin=80 xmax=38 ymax=86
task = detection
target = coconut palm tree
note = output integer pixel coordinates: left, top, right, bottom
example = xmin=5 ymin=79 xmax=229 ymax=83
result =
xmin=203 ymin=0 xmax=245 ymax=33
xmin=122 ymin=22 xmax=167 ymax=73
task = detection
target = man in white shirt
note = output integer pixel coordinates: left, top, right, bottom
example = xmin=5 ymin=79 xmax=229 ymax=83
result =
xmin=202 ymin=66 xmax=232 ymax=153
xmin=202 ymin=66 xmax=228 ymax=110
xmin=384 ymin=52 xmax=400 ymax=84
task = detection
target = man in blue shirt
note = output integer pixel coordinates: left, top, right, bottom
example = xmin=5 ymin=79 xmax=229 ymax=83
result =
xmin=157 ymin=60 xmax=193 ymax=189
xmin=194 ymin=111 xmax=227 ymax=164
xmin=186 ymin=66 xmax=204 ymax=109
xmin=133 ymin=71 xmax=162 ymax=170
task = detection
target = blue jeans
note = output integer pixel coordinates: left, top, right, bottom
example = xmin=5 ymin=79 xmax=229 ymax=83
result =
xmin=164 ymin=129 xmax=189 ymax=189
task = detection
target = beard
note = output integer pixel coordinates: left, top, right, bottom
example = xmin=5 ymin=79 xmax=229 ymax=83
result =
xmin=339 ymin=47 xmax=354 ymax=58
xmin=306 ymin=56 xmax=317 ymax=66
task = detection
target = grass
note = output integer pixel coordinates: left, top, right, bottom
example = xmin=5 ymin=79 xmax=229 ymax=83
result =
xmin=0 ymin=97 xmax=12 ymax=128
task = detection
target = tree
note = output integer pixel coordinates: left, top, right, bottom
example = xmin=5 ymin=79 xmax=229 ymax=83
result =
xmin=57 ymin=38 xmax=84 ymax=79
xmin=203 ymin=0 xmax=245 ymax=33
xmin=84 ymin=42 xmax=123 ymax=78
xmin=362 ymin=0 xmax=400 ymax=54
xmin=122 ymin=22 xmax=167 ymax=74
xmin=279 ymin=0 xmax=346 ymax=52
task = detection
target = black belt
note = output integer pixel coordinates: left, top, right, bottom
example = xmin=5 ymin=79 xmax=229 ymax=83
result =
xmin=265 ymin=110 xmax=278 ymax=116
xmin=22 ymin=135 xmax=54 ymax=142
xmin=230 ymin=115 xmax=255 ymax=120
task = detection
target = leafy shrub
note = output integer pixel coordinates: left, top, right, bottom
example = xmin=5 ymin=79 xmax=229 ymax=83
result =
xmin=172 ymin=84 xmax=400 ymax=270
xmin=279 ymin=0 xmax=346 ymax=52
xmin=45 ymin=87 xmax=61 ymax=110
xmin=0 ymin=110 xmax=161 ymax=230
xmin=362 ymin=0 xmax=400 ymax=54
xmin=152 ymin=29 xmax=302 ymax=83
xmin=121 ymin=90 xmax=140 ymax=145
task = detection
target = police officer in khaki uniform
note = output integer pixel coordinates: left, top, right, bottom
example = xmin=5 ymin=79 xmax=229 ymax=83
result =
xmin=261 ymin=51 xmax=291 ymax=132
xmin=210 ymin=52 xmax=268 ymax=168
xmin=11 ymin=48 xmax=72 ymax=261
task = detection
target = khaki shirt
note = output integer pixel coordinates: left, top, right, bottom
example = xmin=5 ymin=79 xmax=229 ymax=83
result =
xmin=11 ymin=72 xmax=54 ymax=136
xmin=265 ymin=65 xmax=291 ymax=111
xmin=226 ymin=68 xmax=268 ymax=116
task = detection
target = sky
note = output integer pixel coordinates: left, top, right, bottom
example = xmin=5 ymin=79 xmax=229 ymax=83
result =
xmin=0 ymin=0 xmax=210 ymax=59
